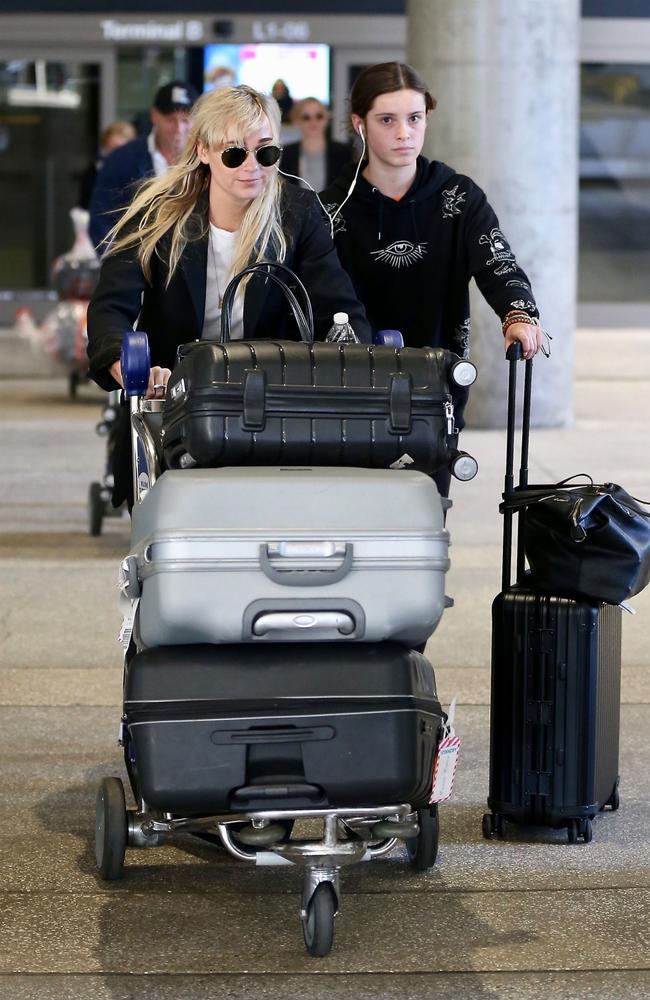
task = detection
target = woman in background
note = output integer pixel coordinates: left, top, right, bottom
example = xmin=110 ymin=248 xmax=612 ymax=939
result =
xmin=281 ymin=97 xmax=351 ymax=192
xmin=79 ymin=120 xmax=136 ymax=210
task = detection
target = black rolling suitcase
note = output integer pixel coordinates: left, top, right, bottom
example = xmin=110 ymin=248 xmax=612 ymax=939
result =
xmin=483 ymin=346 xmax=622 ymax=844
xmin=123 ymin=641 xmax=446 ymax=814
xmin=161 ymin=339 xmax=477 ymax=477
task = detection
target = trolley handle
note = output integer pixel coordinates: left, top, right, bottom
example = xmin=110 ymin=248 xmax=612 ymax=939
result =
xmin=121 ymin=331 xmax=150 ymax=398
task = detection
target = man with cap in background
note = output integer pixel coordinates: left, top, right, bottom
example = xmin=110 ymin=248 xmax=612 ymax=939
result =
xmin=89 ymin=80 xmax=197 ymax=248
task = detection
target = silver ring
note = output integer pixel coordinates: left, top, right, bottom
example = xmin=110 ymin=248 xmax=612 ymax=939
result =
xmin=153 ymin=383 xmax=165 ymax=390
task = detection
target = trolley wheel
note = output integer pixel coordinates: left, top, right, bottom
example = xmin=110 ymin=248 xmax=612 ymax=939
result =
xmin=231 ymin=818 xmax=294 ymax=847
xmin=567 ymin=819 xmax=579 ymax=844
xmin=495 ymin=813 xmax=507 ymax=839
xmin=88 ymin=481 xmax=105 ymax=536
xmin=95 ymin=777 xmax=127 ymax=880
xmin=482 ymin=812 xmax=495 ymax=839
xmin=606 ymin=783 xmax=620 ymax=812
xmin=302 ymin=882 xmax=336 ymax=958
xmin=581 ymin=818 xmax=593 ymax=844
xmin=406 ymin=805 xmax=439 ymax=870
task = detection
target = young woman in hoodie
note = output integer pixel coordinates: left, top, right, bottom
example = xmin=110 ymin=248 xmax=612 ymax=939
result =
xmin=320 ymin=62 xmax=544 ymax=365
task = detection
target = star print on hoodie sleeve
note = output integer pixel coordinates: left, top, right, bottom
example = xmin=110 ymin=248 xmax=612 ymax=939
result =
xmin=462 ymin=180 xmax=539 ymax=322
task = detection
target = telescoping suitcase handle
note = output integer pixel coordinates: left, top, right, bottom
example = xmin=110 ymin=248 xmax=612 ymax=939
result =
xmin=502 ymin=342 xmax=533 ymax=591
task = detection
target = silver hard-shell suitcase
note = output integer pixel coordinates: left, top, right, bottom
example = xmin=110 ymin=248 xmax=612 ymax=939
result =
xmin=122 ymin=466 xmax=450 ymax=647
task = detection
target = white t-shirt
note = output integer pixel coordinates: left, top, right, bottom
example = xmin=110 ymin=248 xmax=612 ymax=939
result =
xmin=202 ymin=224 xmax=244 ymax=341
xmin=147 ymin=131 xmax=168 ymax=179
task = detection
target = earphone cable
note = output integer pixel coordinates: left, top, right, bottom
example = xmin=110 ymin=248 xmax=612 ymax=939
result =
xmin=278 ymin=131 xmax=366 ymax=239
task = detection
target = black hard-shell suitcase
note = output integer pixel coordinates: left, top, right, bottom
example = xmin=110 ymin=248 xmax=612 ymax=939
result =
xmin=484 ymin=347 xmax=622 ymax=844
xmin=161 ymin=340 xmax=474 ymax=475
xmin=123 ymin=641 xmax=445 ymax=814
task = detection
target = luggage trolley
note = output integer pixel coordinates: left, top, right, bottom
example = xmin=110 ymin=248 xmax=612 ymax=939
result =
xmin=94 ymin=330 xmax=466 ymax=957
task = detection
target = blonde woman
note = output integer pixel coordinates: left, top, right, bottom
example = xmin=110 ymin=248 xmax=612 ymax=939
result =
xmin=87 ymin=83 xmax=369 ymax=507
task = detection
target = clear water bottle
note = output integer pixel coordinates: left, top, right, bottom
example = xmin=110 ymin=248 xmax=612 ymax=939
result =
xmin=325 ymin=311 xmax=359 ymax=343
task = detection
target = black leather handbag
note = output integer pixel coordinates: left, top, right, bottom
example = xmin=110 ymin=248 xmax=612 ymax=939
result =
xmin=501 ymin=476 xmax=650 ymax=605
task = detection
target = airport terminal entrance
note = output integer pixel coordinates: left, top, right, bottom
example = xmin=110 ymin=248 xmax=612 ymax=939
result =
xmin=0 ymin=50 xmax=107 ymax=289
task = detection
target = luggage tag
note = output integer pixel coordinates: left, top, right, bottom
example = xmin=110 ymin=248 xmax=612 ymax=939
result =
xmin=389 ymin=453 xmax=415 ymax=470
xmin=430 ymin=696 xmax=461 ymax=804
xmin=118 ymin=595 xmax=140 ymax=651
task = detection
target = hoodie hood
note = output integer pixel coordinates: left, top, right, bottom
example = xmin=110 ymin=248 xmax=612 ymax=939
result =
xmin=322 ymin=156 xmax=457 ymax=244
xmin=324 ymin=156 xmax=455 ymax=205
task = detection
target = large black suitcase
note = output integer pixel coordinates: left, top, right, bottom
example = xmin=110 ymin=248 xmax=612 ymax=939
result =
xmin=484 ymin=347 xmax=622 ymax=844
xmin=161 ymin=340 xmax=475 ymax=476
xmin=123 ymin=642 xmax=445 ymax=814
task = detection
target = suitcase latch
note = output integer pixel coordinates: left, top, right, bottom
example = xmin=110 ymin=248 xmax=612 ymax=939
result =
xmin=388 ymin=373 xmax=412 ymax=433
xmin=242 ymin=369 xmax=266 ymax=431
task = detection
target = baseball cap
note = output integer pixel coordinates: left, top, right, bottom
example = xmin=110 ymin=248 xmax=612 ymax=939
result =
xmin=152 ymin=81 xmax=197 ymax=115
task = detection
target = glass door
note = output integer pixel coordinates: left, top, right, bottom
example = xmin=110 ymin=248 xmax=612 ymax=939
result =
xmin=579 ymin=62 xmax=650 ymax=303
xmin=0 ymin=54 xmax=103 ymax=289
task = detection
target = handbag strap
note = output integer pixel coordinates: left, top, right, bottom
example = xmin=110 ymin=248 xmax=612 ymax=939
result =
xmin=501 ymin=478 xmax=650 ymax=517
xmin=220 ymin=260 xmax=314 ymax=343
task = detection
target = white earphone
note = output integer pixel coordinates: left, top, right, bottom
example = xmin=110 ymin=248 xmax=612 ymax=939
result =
xmin=280 ymin=121 xmax=366 ymax=239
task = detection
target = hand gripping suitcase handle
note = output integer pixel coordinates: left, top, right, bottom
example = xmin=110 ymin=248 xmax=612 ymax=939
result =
xmin=259 ymin=541 xmax=354 ymax=586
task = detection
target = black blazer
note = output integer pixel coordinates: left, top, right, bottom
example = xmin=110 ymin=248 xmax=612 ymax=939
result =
xmin=87 ymin=183 xmax=370 ymax=391
xmin=281 ymin=141 xmax=352 ymax=189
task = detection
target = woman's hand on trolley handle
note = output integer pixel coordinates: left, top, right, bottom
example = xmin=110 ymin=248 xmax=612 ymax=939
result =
xmin=108 ymin=360 xmax=171 ymax=398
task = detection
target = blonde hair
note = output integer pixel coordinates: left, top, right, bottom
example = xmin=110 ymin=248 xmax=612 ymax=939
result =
xmin=104 ymin=85 xmax=286 ymax=287
xmin=100 ymin=120 xmax=136 ymax=149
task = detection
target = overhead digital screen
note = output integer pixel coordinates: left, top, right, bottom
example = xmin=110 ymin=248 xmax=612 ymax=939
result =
xmin=203 ymin=44 xmax=330 ymax=105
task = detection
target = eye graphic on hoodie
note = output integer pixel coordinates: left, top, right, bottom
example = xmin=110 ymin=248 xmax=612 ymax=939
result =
xmin=371 ymin=240 xmax=428 ymax=269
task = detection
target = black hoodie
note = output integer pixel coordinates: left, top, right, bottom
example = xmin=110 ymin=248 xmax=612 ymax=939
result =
xmin=320 ymin=156 xmax=538 ymax=356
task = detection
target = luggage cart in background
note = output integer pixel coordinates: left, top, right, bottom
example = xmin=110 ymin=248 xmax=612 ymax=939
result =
xmin=88 ymin=390 xmax=126 ymax=536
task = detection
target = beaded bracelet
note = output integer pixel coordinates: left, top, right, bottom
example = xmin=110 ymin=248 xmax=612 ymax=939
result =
xmin=503 ymin=309 xmax=538 ymax=324
xmin=502 ymin=312 xmax=540 ymax=336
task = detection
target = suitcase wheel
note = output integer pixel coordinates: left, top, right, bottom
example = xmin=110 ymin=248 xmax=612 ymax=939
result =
xmin=302 ymin=882 xmax=336 ymax=958
xmin=406 ymin=805 xmax=439 ymax=870
xmin=481 ymin=812 xmax=494 ymax=839
xmin=605 ymin=782 xmax=620 ymax=812
xmin=95 ymin=776 xmax=127 ymax=879
xmin=482 ymin=812 xmax=506 ymax=839
xmin=567 ymin=817 xmax=593 ymax=844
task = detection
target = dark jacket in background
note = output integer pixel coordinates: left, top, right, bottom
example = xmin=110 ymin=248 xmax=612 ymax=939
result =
xmin=88 ymin=137 xmax=154 ymax=248
xmin=281 ymin=140 xmax=352 ymax=189
xmin=79 ymin=157 xmax=102 ymax=211
xmin=320 ymin=155 xmax=539 ymax=357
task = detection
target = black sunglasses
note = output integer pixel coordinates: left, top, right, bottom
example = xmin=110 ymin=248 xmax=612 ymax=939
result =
xmin=220 ymin=144 xmax=282 ymax=169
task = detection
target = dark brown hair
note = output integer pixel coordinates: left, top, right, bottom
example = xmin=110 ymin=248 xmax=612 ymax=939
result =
xmin=349 ymin=62 xmax=437 ymax=119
